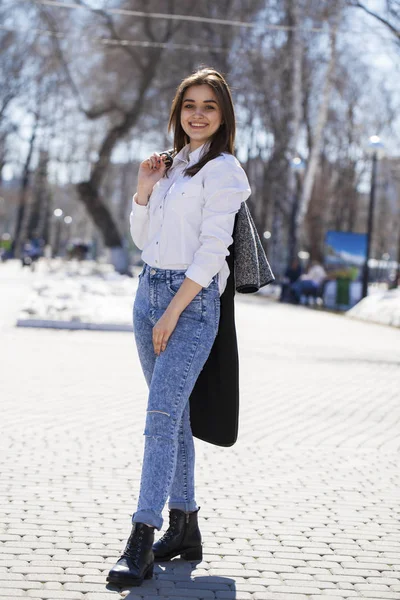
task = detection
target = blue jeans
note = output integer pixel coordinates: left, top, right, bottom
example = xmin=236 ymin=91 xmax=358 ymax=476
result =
xmin=291 ymin=279 xmax=318 ymax=302
xmin=132 ymin=263 xmax=220 ymax=530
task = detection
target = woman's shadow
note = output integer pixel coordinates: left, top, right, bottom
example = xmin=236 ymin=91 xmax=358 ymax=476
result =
xmin=107 ymin=558 xmax=237 ymax=598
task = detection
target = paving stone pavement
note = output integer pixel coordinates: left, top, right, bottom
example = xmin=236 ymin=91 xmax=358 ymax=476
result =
xmin=1 ymin=262 xmax=400 ymax=600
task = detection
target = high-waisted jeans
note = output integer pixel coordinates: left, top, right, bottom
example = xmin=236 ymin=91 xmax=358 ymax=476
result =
xmin=132 ymin=263 xmax=220 ymax=530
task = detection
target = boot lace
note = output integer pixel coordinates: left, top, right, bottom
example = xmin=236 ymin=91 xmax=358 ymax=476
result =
xmin=122 ymin=528 xmax=145 ymax=563
xmin=159 ymin=512 xmax=180 ymax=543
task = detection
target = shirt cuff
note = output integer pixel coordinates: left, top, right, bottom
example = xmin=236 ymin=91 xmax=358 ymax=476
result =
xmin=132 ymin=193 xmax=149 ymax=211
xmin=185 ymin=264 xmax=213 ymax=288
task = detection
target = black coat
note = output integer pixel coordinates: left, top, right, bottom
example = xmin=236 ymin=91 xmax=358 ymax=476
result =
xmin=189 ymin=204 xmax=274 ymax=447
xmin=189 ymin=241 xmax=239 ymax=447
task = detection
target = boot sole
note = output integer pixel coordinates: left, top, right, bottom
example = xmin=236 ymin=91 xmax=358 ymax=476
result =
xmin=155 ymin=545 xmax=202 ymax=562
xmin=106 ymin=563 xmax=153 ymax=586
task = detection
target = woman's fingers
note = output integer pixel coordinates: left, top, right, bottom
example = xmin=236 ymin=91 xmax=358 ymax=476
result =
xmin=156 ymin=341 xmax=167 ymax=356
xmin=152 ymin=329 xmax=169 ymax=355
xmin=141 ymin=152 xmax=168 ymax=178
xmin=152 ymin=311 xmax=179 ymax=355
xmin=154 ymin=339 xmax=167 ymax=356
xmin=148 ymin=152 xmax=162 ymax=171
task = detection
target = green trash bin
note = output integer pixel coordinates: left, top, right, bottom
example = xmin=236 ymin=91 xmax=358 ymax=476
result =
xmin=336 ymin=277 xmax=351 ymax=306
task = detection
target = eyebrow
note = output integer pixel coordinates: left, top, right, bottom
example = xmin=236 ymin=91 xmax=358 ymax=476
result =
xmin=183 ymin=98 xmax=218 ymax=103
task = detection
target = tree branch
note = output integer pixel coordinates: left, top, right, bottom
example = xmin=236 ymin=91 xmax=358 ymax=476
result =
xmin=0 ymin=92 xmax=16 ymax=121
xmin=74 ymin=0 xmax=146 ymax=70
xmin=89 ymin=47 xmax=162 ymax=189
xmin=37 ymin=6 xmax=122 ymax=119
xmin=350 ymin=1 xmax=400 ymax=40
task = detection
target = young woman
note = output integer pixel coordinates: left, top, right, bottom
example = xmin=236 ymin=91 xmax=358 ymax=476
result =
xmin=107 ymin=67 xmax=251 ymax=587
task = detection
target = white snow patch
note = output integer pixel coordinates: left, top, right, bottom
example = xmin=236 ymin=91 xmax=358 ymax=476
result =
xmin=16 ymin=259 xmax=139 ymax=331
xmin=346 ymin=288 xmax=400 ymax=328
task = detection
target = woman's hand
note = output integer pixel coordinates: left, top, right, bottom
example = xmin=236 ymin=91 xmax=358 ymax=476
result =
xmin=152 ymin=308 xmax=180 ymax=356
xmin=152 ymin=277 xmax=203 ymax=355
xmin=137 ymin=152 xmax=168 ymax=203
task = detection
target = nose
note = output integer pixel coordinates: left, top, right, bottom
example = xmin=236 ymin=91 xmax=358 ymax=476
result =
xmin=192 ymin=108 xmax=205 ymax=118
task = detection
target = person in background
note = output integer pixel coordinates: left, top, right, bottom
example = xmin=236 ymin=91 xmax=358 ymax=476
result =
xmin=290 ymin=260 xmax=327 ymax=304
xmin=280 ymin=258 xmax=302 ymax=302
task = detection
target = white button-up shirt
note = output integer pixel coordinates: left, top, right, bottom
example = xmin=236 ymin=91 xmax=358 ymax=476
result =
xmin=129 ymin=142 xmax=251 ymax=295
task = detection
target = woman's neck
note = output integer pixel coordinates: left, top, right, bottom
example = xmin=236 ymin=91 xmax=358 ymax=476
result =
xmin=189 ymin=141 xmax=204 ymax=153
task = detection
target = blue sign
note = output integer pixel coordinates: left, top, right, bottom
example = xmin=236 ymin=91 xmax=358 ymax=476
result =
xmin=324 ymin=231 xmax=368 ymax=281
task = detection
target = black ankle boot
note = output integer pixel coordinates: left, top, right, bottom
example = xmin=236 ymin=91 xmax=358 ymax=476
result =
xmin=106 ymin=523 xmax=154 ymax=586
xmin=153 ymin=508 xmax=202 ymax=561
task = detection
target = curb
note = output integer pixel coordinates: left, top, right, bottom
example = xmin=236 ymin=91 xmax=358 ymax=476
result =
xmin=16 ymin=319 xmax=133 ymax=332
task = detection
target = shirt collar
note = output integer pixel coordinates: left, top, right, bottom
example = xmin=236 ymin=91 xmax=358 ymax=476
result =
xmin=174 ymin=140 xmax=211 ymax=166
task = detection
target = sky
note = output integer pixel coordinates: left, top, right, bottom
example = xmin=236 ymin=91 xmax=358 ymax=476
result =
xmin=345 ymin=0 xmax=400 ymax=152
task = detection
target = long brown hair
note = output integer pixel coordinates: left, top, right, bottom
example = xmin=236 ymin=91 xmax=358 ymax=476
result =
xmin=167 ymin=67 xmax=236 ymax=177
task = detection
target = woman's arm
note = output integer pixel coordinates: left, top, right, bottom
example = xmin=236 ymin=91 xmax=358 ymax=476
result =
xmin=185 ymin=155 xmax=251 ymax=286
xmin=129 ymin=195 xmax=150 ymax=250
xmin=129 ymin=152 xmax=168 ymax=249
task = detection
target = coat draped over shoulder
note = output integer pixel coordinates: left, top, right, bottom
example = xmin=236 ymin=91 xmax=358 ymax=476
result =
xmin=189 ymin=204 xmax=274 ymax=447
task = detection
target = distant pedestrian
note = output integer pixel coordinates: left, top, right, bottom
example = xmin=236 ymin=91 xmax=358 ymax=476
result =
xmin=20 ymin=238 xmax=43 ymax=269
xmin=291 ymin=260 xmax=327 ymax=304
xmin=107 ymin=68 xmax=251 ymax=587
xmin=280 ymin=258 xmax=302 ymax=302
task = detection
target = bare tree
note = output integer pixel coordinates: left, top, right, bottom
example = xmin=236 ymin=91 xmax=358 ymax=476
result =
xmin=296 ymin=2 xmax=342 ymax=228
xmin=21 ymin=0 xmax=262 ymax=271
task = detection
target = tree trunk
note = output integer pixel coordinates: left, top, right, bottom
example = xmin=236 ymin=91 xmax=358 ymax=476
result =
xmin=296 ymin=9 xmax=340 ymax=227
xmin=28 ymin=149 xmax=51 ymax=242
xmin=288 ymin=172 xmax=301 ymax=262
xmin=74 ymin=52 xmax=162 ymax=274
xmin=286 ymin=0 xmax=304 ymax=262
xmin=76 ymin=180 xmax=129 ymax=272
xmin=14 ymin=114 xmax=39 ymax=256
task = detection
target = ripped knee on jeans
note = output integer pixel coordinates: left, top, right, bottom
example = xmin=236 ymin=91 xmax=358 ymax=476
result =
xmin=144 ymin=410 xmax=174 ymax=441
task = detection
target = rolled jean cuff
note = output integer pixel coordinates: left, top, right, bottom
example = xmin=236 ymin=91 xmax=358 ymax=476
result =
xmin=168 ymin=500 xmax=198 ymax=512
xmin=132 ymin=509 xmax=163 ymax=531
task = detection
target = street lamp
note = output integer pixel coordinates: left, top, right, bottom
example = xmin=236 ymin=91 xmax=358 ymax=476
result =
xmin=292 ymin=157 xmax=304 ymax=169
xmin=53 ymin=208 xmax=63 ymax=257
xmin=361 ymin=135 xmax=384 ymax=299
xmin=289 ymin=156 xmax=306 ymax=263
xmin=64 ymin=216 xmax=73 ymax=250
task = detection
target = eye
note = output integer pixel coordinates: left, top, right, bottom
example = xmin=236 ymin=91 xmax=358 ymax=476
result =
xmin=205 ymin=105 xmax=215 ymax=110
xmin=183 ymin=103 xmax=194 ymax=109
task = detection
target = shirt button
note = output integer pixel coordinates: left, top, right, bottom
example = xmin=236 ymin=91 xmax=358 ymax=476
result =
xmin=156 ymin=241 xmax=159 ymax=245
xmin=159 ymin=205 xmax=162 ymax=209
xmin=155 ymin=260 xmax=158 ymax=264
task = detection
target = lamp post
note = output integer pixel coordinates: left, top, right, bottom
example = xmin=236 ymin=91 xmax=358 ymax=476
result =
xmin=289 ymin=156 xmax=305 ymax=264
xmin=64 ymin=216 xmax=73 ymax=252
xmin=361 ymin=136 xmax=383 ymax=299
xmin=53 ymin=208 xmax=63 ymax=257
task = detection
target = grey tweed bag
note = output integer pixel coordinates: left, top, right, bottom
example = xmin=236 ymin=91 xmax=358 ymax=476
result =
xmin=233 ymin=202 xmax=275 ymax=293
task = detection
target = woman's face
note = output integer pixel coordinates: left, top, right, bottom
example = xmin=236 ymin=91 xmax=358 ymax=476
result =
xmin=180 ymin=84 xmax=222 ymax=150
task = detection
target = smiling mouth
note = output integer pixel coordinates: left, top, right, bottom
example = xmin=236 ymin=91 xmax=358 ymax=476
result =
xmin=189 ymin=123 xmax=207 ymax=128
